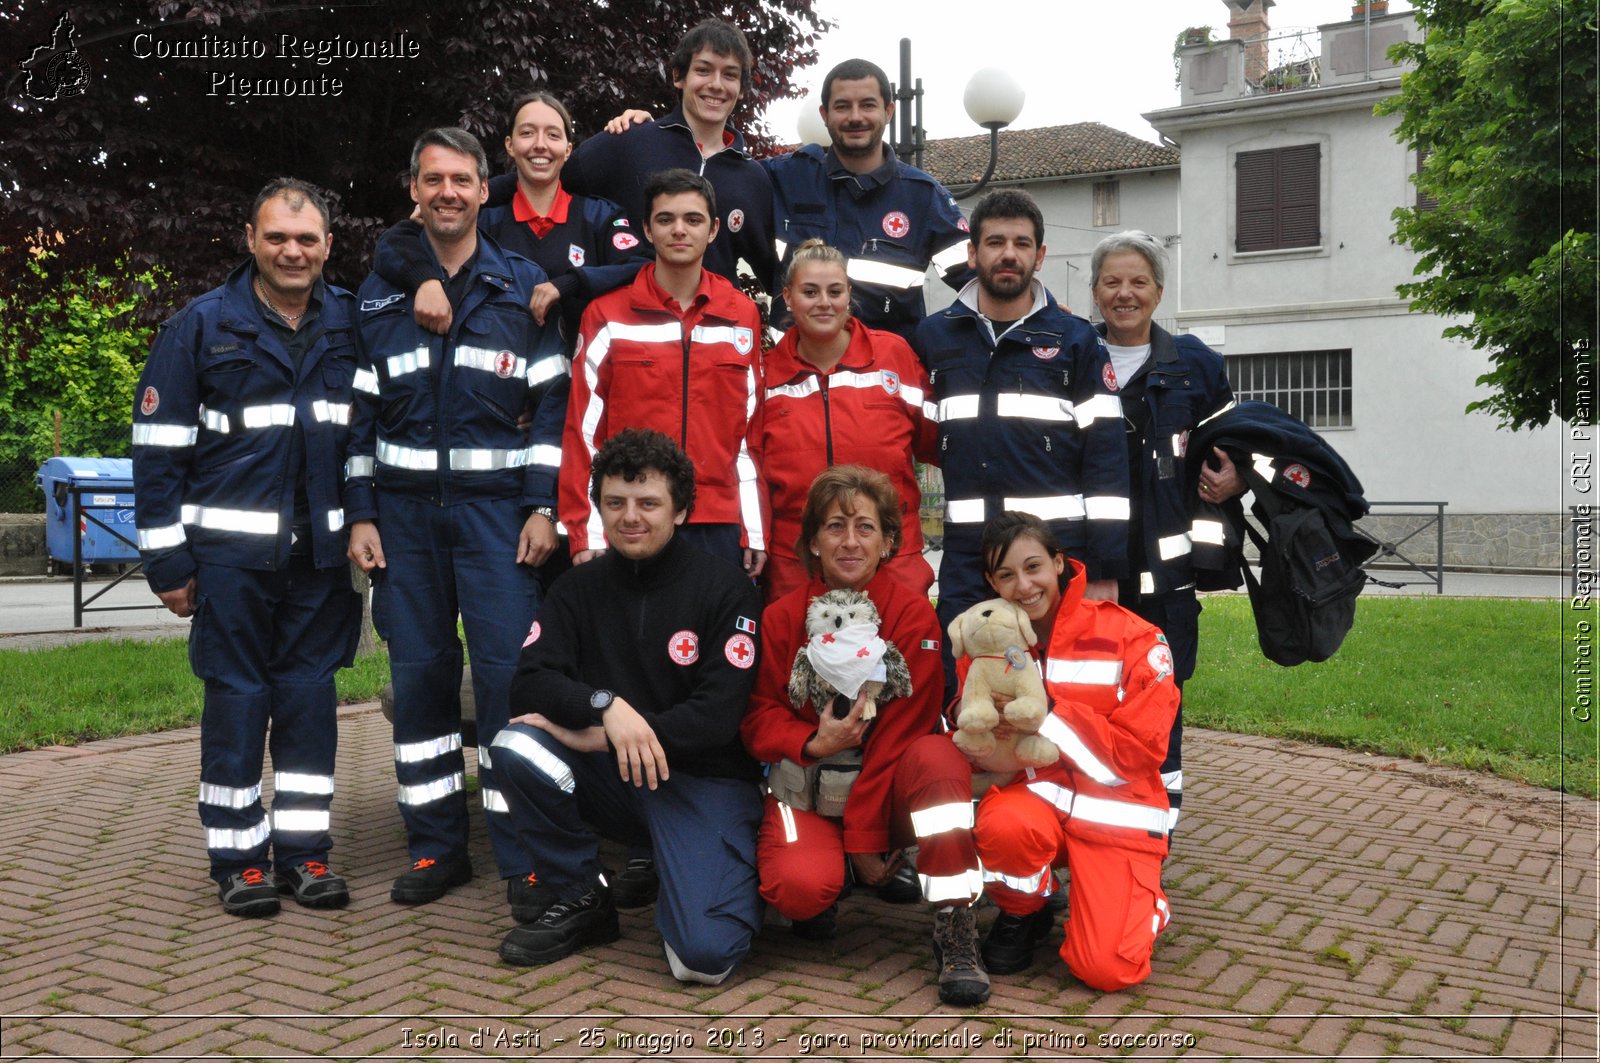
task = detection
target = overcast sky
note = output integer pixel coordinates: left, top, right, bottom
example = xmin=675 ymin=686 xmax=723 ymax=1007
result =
xmin=764 ymin=0 xmax=1413 ymax=146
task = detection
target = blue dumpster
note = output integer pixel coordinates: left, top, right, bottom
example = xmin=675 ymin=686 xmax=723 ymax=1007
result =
xmin=36 ymin=457 xmax=141 ymax=565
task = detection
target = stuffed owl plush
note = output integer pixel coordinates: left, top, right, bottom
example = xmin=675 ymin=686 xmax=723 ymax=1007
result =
xmin=787 ymin=588 xmax=912 ymax=721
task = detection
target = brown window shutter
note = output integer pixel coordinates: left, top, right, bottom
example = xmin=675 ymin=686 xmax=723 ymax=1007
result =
xmin=1236 ymin=144 xmax=1321 ymax=251
xmin=1236 ymin=149 xmax=1278 ymax=252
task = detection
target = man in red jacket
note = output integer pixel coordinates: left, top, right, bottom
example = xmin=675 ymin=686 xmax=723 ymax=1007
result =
xmin=560 ymin=168 xmax=767 ymax=576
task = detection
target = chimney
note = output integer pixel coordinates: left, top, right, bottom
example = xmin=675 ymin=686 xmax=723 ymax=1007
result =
xmin=1225 ymin=0 xmax=1273 ymax=84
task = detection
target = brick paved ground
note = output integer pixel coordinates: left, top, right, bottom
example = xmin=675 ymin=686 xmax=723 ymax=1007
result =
xmin=0 ymin=703 xmax=1593 ymax=1061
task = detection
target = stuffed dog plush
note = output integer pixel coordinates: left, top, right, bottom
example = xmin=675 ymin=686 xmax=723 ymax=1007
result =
xmin=947 ymin=598 xmax=1056 ymax=773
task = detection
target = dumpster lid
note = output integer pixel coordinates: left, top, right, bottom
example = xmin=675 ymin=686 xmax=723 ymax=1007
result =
xmin=36 ymin=456 xmax=134 ymax=488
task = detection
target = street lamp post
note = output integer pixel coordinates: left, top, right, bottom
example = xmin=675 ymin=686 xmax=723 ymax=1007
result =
xmin=894 ymin=38 xmax=1025 ymax=201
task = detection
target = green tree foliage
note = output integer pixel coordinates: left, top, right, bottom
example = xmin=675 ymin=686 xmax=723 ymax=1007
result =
xmin=1378 ymin=0 xmax=1596 ymax=429
xmin=0 ymin=254 xmax=163 ymax=511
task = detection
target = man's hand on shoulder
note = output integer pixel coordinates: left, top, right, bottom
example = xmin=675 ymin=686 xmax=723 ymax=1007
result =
xmin=603 ymin=697 xmax=669 ymax=790
xmin=604 ymin=109 xmax=653 ymax=135
xmin=413 ymin=278 xmax=452 ymax=335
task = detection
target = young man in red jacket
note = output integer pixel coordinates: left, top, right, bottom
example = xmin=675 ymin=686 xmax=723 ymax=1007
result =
xmin=560 ymin=168 xmax=768 ymax=578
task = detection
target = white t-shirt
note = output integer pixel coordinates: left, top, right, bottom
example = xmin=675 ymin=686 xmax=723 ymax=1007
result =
xmin=1105 ymin=342 xmax=1152 ymax=390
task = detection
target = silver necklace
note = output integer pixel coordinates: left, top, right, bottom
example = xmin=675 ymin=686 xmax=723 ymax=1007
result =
xmin=256 ymin=276 xmax=305 ymax=326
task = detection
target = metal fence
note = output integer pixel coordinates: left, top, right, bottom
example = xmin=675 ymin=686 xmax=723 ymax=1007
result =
xmin=1 ymin=414 xmax=129 ymax=513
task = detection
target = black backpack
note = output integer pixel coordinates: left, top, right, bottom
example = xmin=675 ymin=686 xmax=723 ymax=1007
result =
xmin=1235 ymin=464 xmax=1378 ymax=666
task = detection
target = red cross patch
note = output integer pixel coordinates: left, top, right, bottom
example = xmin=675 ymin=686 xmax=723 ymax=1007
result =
xmin=1032 ymin=346 xmax=1060 ymax=360
xmin=140 ymin=386 xmax=160 ymax=416
xmin=1101 ymin=363 xmax=1119 ymax=392
xmin=882 ymin=211 xmax=910 ymax=239
xmin=494 ymin=351 xmax=516 ymax=379
xmin=724 ymin=634 xmax=755 ymax=669
xmin=728 ymin=208 xmax=745 ymax=233
xmin=522 ymin=621 xmax=541 ymax=648
xmin=732 ymin=327 xmax=754 ymax=355
xmin=1148 ymin=643 xmax=1174 ymax=679
xmin=1283 ymin=463 xmax=1312 ymax=488
xmin=567 ymin=244 xmax=586 ymax=267
xmin=668 ymin=630 xmax=700 ymax=665
xmin=1176 ymin=429 xmax=1190 ymax=457
xmin=613 ymin=231 xmax=639 ymax=251
xmin=881 ymin=369 xmax=900 ymax=395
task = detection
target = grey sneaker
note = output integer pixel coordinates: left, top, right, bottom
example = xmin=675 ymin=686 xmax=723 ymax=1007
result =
xmin=931 ymin=906 xmax=991 ymax=1006
xmin=275 ymin=861 xmax=349 ymax=909
xmin=218 ymin=867 xmax=280 ymax=918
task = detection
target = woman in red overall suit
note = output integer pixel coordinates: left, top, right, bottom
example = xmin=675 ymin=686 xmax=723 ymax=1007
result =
xmin=970 ymin=511 xmax=1179 ymax=992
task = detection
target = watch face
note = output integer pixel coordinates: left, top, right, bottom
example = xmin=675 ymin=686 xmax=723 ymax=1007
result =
xmin=590 ymin=689 xmax=611 ymax=711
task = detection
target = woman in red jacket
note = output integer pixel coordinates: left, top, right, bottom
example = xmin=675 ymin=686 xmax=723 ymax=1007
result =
xmin=969 ymin=512 xmax=1179 ymax=992
xmin=741 ymin=466 xmax=992 ymax=1007
xmin=759 ymin=240 xmax=939 ymax=602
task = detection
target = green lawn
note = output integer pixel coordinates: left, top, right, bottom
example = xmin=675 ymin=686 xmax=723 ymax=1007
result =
xmin=1185 ymin=594 xmax=1591 ymax=797
xmin=0 ymin=639 xmax=389 ymax=752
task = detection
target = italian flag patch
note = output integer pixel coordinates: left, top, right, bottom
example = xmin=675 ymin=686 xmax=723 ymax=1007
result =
xmin=920 ymin=639 xmax=940 ymax=651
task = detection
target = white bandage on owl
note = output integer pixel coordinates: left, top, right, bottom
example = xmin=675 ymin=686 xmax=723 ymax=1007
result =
xmin=806 ymin=624 xmax=888 ymax=701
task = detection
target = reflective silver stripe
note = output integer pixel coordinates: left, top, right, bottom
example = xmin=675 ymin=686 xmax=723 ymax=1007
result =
xmin=1157 ymin=533 xmax=1192 ymax=560
xmin=377 ymin=439 xmax=437 ymax=471
xmin=273 ymin=772 xmax=334 ymax=796
xmin=931 ymin=240 xmax=970 ymax=274
xmin=138 ymin=522 xmax=187 ymax=550
xmin=312 ymin=400 xmax=351 ymax=425
xmin=449 ymin=447 xmax=534 ymax=471
xmin=345 ymin=455 xmax=376 ymax=479
xmin=1162 ymin=769 xmax=1183 ymax=792
xmin=766 ymin=376 xmax=821 ymax=402
xmin=1026 ymin=779 xmax=1074 ymax=812
xmin=923 ymin=399 xmax=940 ymax=422
xmin=1252 ymin=453 xmax=1277 ymax=480
xmin=397 ymin=772 xmax=464 ymax=806
xmin=1046 ymin=658 xmax=1123 ymax=686
xmin=778 ymin=801 xmax=799 ymax=844
xmin=132 ymin=423 xmax=197 ymax=447
xmin=455 ymin=344 xmax=524 ymax=379
xmin=1140 ymin=571 xmax=1155 ymax=595
xmin=1072 ymin=792 xmax=1169 ymax=834
xmin=1197 ymin=399 xmax=1237 ymax=427
xmin=1156 ymin=896 xmax=1171 ymax=930
xmin=394 ymin=733 xmax=462 ymax=763
xmin=200 ymin=782 xmax=261 ymax=809
xmin=200 ymin=407 xmax=231 ymax=434
xmin=937 ymin=394 xmax=981 ymax=421
xmin=326 ymin=508 xmax=344 ymax=533
xmin=737 ymin=437 xmax=765 ymax=552
xmin=1015 ymin=494 xmax=1087 ymax=522
xmin=353 ymin=368 xmax=380 ymax=395
xmin=996 ymin=393 xmax=1074 ymax=422
xmin=206 ymin=816 xmax=270 ymax=852
xmin=1171 ymin=433 xmax=1185 ymax=457
xmin=527 ymin=354 xmax=564 ymax=387
xmin=690 ymin=324 xmax=753 ymax=350
xmin=478 ymin=746 xmax=493 ymax=770
xmin=531 ymin=444 xmax=562 ymax=470
xmin=1036 ymin=714 xmax=1124 ymax=787
xmin=910 ymin=800 xmax=975 ymax=838
xmin=774 ymin=238 xmax=788 ymax=259
xmin=481 ymin=788 xmax=509 ymax=814
xmin=918 ymin=868 xmax=983 ymax=904
xmin=181 ymin=504 xmax=279 ymax=536
xmin=1074 ymin=393 xmax=1123 ymax=426
xmin=490 ymin=728 xmax=575 ymax=794
xmin=270 ymin=808 xmax=330 ymax=833
xmin=1167 ymin=807 xmax=1181 ymax=832
xmin=1191 ymin=519 xmax=1226 ymax=546
xmin=981 ymin=863 xmax=1049 ymax=894
xmin=1084 ymin=495 xmax=1131 ymax=521
xmin=386 ymin=346 xmax=430 ymax=379
xmin=945 ymin=498 xmax=988 ymax=524
xmin=847 ymin=257 xmax=926 ymax=290
xmin=605 ymin=321 xmax=682 ymax=344
xmin=241 ymin=403 xmax=297 ymax=429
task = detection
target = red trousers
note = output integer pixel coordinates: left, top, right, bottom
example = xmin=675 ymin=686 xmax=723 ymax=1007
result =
xmin=974 ymin=783 xmax=1170 ymax=992
xmin=757 ymin=733 xmax=979 ymax=917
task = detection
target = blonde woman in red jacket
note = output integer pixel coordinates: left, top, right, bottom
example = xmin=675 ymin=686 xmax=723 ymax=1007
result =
xmin=760 ymin=239 xmax=939 ymax=602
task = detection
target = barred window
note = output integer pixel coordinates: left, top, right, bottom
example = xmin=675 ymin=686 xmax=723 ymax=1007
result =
xmin=1092 ymin=180 xmax=1120 ymax=227
xmin=1224 ymin=349 xmax=1352 ymax=428
xmin=1416 ymin=147 xmax=1439 ymax=212
xmin=1236 ymin=144 xmax=1321 ymax=251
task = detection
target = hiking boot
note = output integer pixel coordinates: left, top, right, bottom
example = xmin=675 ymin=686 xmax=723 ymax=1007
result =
xmin=275 ymin=861 xmax=349 ymax=909
xmin=499 ymin=885 xmax=620 ymax=966
xmin=218 ymin=867 xmax=280 ymax=918
xmin=390 ymin=853 xmax=472 ymax=904
xmin=611 ymin=856 xmax=659 ymax=909
xmin=877 ymin=862 xmax=921 ymax=904
xmin=931 ymin=906 xmax=991 ymax=1006
xmin=790 ymin=903 xmax=838 ymax=941
xmin=507 ymin=871 xmax=555 ymax=923
xmin=981 ymin=907 xmax=1053 ymax=974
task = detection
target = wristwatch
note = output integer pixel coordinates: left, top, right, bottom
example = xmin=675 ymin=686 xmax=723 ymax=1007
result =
xmin=589 ymin=688 xmax=614 ymax=724
xmin=533 ymin=506 xmax=557 ymax=525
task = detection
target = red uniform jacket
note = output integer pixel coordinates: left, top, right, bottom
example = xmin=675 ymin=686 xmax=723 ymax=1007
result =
xmin=561 ymin=263 xmax=767 ymax=553
xmin=740 ymin=568 xmax=945 ymax=853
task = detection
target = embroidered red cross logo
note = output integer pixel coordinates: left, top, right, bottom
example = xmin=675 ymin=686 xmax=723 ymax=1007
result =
xmin=495 ymin=351 xmax=516 ymax=378
xmin=675 ymin=637 xmax=696 ymax=657
xmin=729 ymin=640 xmax=751 ymax=662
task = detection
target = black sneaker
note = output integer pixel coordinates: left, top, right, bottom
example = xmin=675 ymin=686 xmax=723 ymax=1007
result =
xmin=981 ymin=907 xmax=1053 ymax=974
xmin=507 ymin=871 xmax=555 ymax=923
xmin=219 ymin=867 xmax=280 ymax=918
xmin=499 ymin=886 xmax=620 ymax=966
xmin=276 ymin=861 xmax=350 ymax=909
xmin=611 ymin=856 xmax=659 ymax=909
xmin=390 ymin=853 xmax=472 ymax=904
xmin=790 ymin=903 xmax=838 ymax=940
xmin=877 ymin=862 xmax=921 ymax=904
